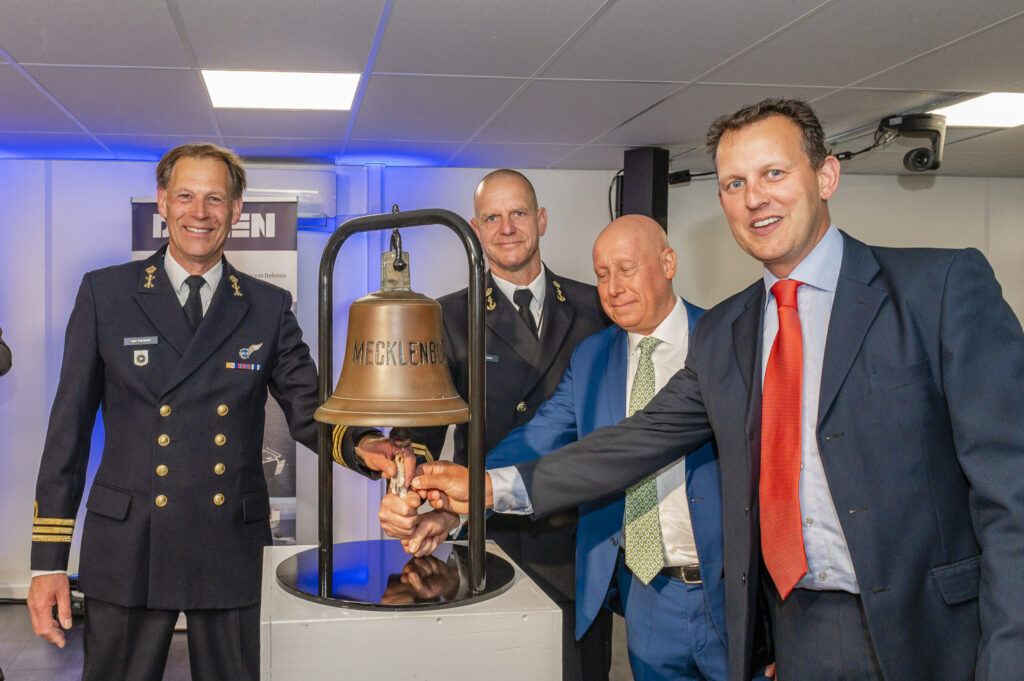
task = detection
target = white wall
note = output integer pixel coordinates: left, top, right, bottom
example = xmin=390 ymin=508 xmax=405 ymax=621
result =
xmin=0 ymin=158 xmax=1021 ymax=596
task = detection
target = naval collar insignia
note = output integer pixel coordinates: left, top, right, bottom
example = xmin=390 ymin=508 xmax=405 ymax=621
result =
xmin=485 ymin=287 xmax=496 ymax=311
xmin=552 ymin=280 xmax=566 ymax=303
xmin=143 ymin=265 xmax=157 ymax=289
xmin=229 ymin=275 xmax=242 ymax=297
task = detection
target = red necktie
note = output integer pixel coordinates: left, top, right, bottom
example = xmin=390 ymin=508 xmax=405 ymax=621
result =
xmin=760 ymin=279 xmax=807 ymax=599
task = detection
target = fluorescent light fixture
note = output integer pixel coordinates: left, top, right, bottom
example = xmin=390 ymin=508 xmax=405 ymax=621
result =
xmin=929 ymin=93 xmax=1024 ymax=128
xmin=201 ymin=70 xmax=360 ymax=110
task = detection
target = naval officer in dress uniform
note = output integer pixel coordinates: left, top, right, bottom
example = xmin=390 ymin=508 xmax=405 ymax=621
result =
xmin=338 ymin=169 xmax=612 ymax=681
xmin=27 ymin=143 xmax=319 ymax=681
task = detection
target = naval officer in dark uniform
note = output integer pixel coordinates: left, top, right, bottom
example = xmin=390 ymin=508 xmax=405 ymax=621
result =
xmin=27 ymin=143 xmax=319 ymax=681
xmin=337 ymin=169 xmax=611 ymax=681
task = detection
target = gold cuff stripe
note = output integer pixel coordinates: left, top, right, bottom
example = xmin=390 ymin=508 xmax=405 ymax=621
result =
xmin=411 ymin=443 xmax=434 ymax=463
xmin=34 ymin=517 xmax=75 ymax=527
xmin=32 ymin=534 xmax=72 ymax=543
xmin=332 ymin=425 xmax=350 ymax=468
xmin=33 ymin=526 xmax=74 ymax=535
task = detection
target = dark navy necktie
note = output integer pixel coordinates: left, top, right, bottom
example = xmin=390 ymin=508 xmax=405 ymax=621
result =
xmin=513 ymin=288 xmax=538 ymax=338
xmin=183 ymin=275 xmax=205 ymax=333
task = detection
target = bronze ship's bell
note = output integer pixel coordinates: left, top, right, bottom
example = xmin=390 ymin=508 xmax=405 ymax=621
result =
xmin=315 ymin=229 xmax=469 ymax=432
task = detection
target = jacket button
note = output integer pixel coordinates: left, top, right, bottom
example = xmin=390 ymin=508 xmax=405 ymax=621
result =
xmin=155 ymin=494 xmax=167 ymax=507
xmin=159 ymin=405 xmax=171 ymax=417
xmin=213 ymin=493 xmax=225 ymax=506
xmin=217 ymin=404 xmax=229 ymax=416
xmin=610 ymin=537 xmax=618 ymax=546
xmin=157 ymin=434 xmax=170 ymax=447
xmin=156 ymin=464 xmax=168 ymax=477
xmin=741 ymin=572 xmax=747 ymax=584
xmin=214 ymin=434 xmax=226 ymax=446
xmin=214 ymin=463 xmax=225 ymax=475
xmin=516 ymin=401 xmax=527 ymax=413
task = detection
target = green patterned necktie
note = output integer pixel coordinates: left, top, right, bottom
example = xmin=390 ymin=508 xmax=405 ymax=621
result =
xmin=623 ymin=336 xmax=665 ymax=584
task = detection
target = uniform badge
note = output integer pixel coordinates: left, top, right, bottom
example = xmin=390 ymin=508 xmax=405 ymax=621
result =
xmin=239 ymin=342 xmax=264 ymax=359
xmin=143 ymin=265 xmax=157 ymax=289
xmin=485 ymin=287 xmax=496 ymax=311
xmin=552 ymin=280 xmax=567 ymax=303
xmin=134 ymin=349 xmax=149 ymax=366
xmin=229 ymin=275 xmax=243 ymax=297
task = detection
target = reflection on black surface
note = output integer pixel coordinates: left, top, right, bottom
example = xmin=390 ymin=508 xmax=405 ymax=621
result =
xmin=276 ymin=540 xmax=515 ymax=609
xmin=381 ymin=555 xmax=462 ymax=605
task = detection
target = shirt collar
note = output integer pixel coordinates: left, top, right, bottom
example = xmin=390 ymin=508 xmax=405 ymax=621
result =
xmin=164 ymin=250 xmax=223 ymax=293
xmin=763 ymin=223 xmax=843 ymax=304
xmin=491 ymin=265 xmax=547 ymax=309
xmin=627 ymin=295 xmax=686 ymax=355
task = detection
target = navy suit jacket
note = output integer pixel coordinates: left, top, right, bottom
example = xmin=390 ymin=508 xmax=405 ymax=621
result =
xmin=32 ymin=246 xmax=319 ymax=610
xmin=518 ymin=233 xmax=1024 ymax=681
xmin=487 ymin=299 xmax=726 ymax=644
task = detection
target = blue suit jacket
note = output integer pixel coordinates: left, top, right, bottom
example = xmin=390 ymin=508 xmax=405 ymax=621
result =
xmin=488 ymin=299 xmax=726 ymax=643
xmin=519 ymin=234 xmax=1024 ymax=681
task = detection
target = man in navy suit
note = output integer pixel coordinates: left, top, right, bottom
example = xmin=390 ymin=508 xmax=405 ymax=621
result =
xmin=27 ymin=143 xmax=319 ymax=681
xmin=414 ymin=99 xmax=1024 ymax=681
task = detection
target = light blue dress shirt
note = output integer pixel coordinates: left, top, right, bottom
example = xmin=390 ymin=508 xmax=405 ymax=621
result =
xmin=761 ymin=224 xmax=858 ymax=593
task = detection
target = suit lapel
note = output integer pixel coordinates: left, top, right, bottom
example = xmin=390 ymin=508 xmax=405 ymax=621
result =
xmin=133 ymin=246 xmax=193 ymax=357
xmin=523 ymin=271 xmax=578 ymax=396
xmin=162 ymin=258 xmax=251 ymax=396
xmin=731 ymin=283 xmax=764 ymax=393
xmin=818 ymin=234 xmax=885 ymax=421
xmin=603 ymin=328 xmax=628 ymax=424
xmin=485 ymin=271 xmax=539 ymax=366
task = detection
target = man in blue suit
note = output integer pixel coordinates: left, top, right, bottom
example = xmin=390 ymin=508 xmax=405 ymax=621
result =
xmin=415 ymin=99 xmax=1024 ymax=681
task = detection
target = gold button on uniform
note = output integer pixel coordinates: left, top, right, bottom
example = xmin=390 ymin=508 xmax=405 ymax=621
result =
xmin=213 ymin=493 xmax=225 ymax=506
xmin=217 ymin=404 xmax=229 ymax=416
xmin=214 ymin=463 xmax=226 ymax=475
xmin=214 ymin=434 xmax=226 ymax=446
xmin=155 ymin=495 xmax=167 ymax=507
xmin=159 ymin=405 xmax=171 ymax=417
xmin=158 ymin=434 xmax=170 ymax=447
xmin=516 ymin=401 xmax=527 ymax=413
xmin=156 ymin=464 xmax=168 ymax=477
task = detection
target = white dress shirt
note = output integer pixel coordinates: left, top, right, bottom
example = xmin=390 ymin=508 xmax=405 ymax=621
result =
xmin=491 ymin=267 xmax=546 ymax=336
xmin=163 ymin=251 xmax=222 ymax=315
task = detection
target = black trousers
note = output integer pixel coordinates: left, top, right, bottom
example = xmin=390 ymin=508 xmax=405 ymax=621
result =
xmin=82 ymin=597 xmax=259 ymax=681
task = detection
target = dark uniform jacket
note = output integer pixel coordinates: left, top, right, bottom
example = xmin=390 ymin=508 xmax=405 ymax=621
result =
xmin=340 ymin=265 xmax=607 ymax=601
xmin=31 ymin=246 xmax=318 ymax=611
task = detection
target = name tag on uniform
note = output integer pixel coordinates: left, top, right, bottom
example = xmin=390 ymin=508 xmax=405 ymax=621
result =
xmin=124 ymin=336 xmax=158 ymax=346
xmin=226 ymin=362 xmax=262 ymax=371
xmin=485 ymin=354 xmax=499 ymax=363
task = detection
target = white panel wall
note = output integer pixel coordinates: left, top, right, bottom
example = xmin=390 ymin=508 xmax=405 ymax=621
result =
xmin=0 ymin=158 xmax=1021 ymax=597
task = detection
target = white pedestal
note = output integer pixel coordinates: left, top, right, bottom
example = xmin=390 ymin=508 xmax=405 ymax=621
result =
xmin=260 ymin=543 xmax=562 ymax=681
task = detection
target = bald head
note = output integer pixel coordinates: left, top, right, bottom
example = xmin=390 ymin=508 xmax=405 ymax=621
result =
xmin=592 ymin=215 xmax=677 ymax=335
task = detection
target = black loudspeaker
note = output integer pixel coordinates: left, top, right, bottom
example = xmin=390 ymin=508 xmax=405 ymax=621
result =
xmin=621 ymin=147 xmax=669 ymax=230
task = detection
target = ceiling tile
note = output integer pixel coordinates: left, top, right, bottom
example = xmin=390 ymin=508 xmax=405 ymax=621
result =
xmin=0 ymin=131 xmax=111 ymax=159
xmin=549 ymin=144 xmax=628 ymax=170
xmin=373 ymin=0 xmax=606 ymax=77
xmin=543 ymin=0 xmax=825 ymax=81
xmin=451 ymin=142 xmax=580 ymax=169
xmin=96 ymin=133 xmax=223 ymax=160
xmin=223 ymin=136 xmax=344 ymax=161
xmin=0 ymin=0 xmax=189 ymax=67
xmin=598 ymin=83 xmax=827 ymax=147
xmin=215 ymin=109 xmax=350 ymax=139
xmin=25 ymin=65 xmax=215 ymax=136
xmin=0 ymin=65 xmax=81 ymax=132
xmin=476 ymin=80 xmax=678 ymax=144
xmin=709 ymin=0 xmax=1024 ymax=87
xmin=349 ymin=74 xmax=526 ymax=141
xmin=175 ymin=0 xmax=385 ymax=71
xmin=858 ymin=14 xmax=1024 ymax=91
xmin=812 ymin=88 xmax=955 ymax=140
xmin=946 ymin=126 xmax=1024 ymax=154
xmin=341 ymin=139 xmax=464 ymax=166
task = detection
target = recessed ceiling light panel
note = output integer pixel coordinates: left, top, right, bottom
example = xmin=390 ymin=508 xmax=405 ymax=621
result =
xmin=201 ymin=70 xmax=360 ymax=111
xmin=929 ymin=93 xmax=1024 ymax=128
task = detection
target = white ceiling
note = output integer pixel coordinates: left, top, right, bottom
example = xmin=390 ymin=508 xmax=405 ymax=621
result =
xmin=0 ymin=0 xmax=1022 ymax=176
